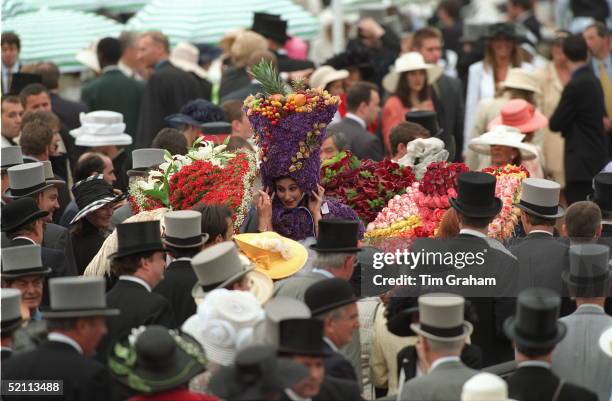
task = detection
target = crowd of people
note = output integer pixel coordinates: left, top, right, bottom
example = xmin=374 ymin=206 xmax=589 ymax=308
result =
xmin=1 ymin=0 xmax=612 ymax=400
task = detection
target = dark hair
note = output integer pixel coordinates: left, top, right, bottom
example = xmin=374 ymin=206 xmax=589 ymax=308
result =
xmin=509 ymin=0 xmax=532 ymax=10
xmin=586 ymin=21 xmax=608 ymax=38
xmin=20 ymin=120 xmax=54 ymax=156
xmin=6 ymin=219 xmax=38 ymax=238
xmin=35 ymin=62 xmax=60 ymax=90
xmin=516 ymin=344 xmax=554 ymax=358
xmin=71 ymin=218 xmax=102 ymax=239
xmin=1 ymin=95 xmax=21 ymax=110
xmin=152 ymin=128 xmax=187 ymax=155
xmin=74 ymin=153 xmax=106 ymax=181
xmin=395 ymin=71 xmax=432 ymax=108
xmin=389 ymin=122 xmax=430 ymax=156
xmin=413 ymin=27 xmax=443 ymax=50
xmin=97 ymin=37 xmax=122 ymax=66
xmin=346 ymin=81 xmax=378 ymax=112
xmin=110 ymin=251 xmax=157 ymax=276
xmin=1 ymin=32 xmax=20 ymax=50
xmin=437 ymin=0 xmax=462 ymax=20
xmin=19 ymin=83 xmax=48 ymax=107
xmin=562 ymin=34 xmax=588 ymax=62
xmin=225 ymin=136 xmax=254 ymax=152
xmin=221 ymin=99 xmax=244 ymax=123
xmin=565 ymin=201 xmax=602 ymax=242
xmin=192 ymin=204 xmax=232 ymax=244
xmin=457 ymin=213 xmax=495 ymax=229
xmin=169 ymin=246 xmax=202 ymax=259
xmin=525 ymin=213 xmax=556 ymax=227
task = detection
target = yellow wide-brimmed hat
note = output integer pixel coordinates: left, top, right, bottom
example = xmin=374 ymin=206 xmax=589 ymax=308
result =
xmin=234 ymin=232 xmax=308 ymax=280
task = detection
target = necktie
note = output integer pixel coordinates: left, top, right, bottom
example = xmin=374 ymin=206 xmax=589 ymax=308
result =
xmin=599 ymin=61 xmax=612 ymax=118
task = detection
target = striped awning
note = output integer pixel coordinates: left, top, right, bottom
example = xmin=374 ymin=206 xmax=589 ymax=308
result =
xmin=1 ymin=0 xmax=150 ymax=18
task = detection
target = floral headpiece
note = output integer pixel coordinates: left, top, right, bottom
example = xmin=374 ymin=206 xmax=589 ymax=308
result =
xmin=244 ymin=61 xmax=340 ymax=193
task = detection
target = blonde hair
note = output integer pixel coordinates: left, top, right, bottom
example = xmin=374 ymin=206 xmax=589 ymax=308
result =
xmin=230 ymin=30 xmax=268 ymax=68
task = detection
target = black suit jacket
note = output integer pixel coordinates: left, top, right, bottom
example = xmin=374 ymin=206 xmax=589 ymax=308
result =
xmin=97 ymin=279 xmax=176 ymax=362
xmin=322 ymin=341 xmax=358 ymax=382
xmin=153 ymin=259 xmax=197 ymax=326
xmin=71 ymin=228 xmax=105 ymax=276
xmin=1 ymin=340 xmax=117 ymax=401
xmin=134 ymin=61 xmax=211 ymax=148
xmin=549 ymin=65 xmax=607 ymax=183
xmin=221 ymin=82 xmax=265 ymax=103
xmin=50 ymin=93 xmax=89 ymax=132
xmin=219 ymin=67 xmax=251 ymax=99
xmin=1 ymin=349 xmax=12 ymax=361
xmin=506 ymin=366 xmax=598 ymax=401
xmin=328 ymin=117 xmax=384 ymax=161
xmin=279 ymin=376 xmax=362 ymax=401
xmin=43 ymin=223 xmax=78 ymax=277
xmin=433 ymin=74 xmax=463 ymax=161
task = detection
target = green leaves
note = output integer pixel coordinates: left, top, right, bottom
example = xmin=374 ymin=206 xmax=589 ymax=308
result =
xmin=249 ymin=60 xmax=287 ymax=96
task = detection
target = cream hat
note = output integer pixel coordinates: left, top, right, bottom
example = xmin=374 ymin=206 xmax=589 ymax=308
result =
xmin=310 ymin=66 xmax=349 ymax=90
xmin=382 ymin=52 xmax=443 ymax=93
xmin=461 ymin=372 xmax=511 ymax=401
xmin=500 ymin=68 xmax=540 ymax=94
xmin=468 ymin=125 xmax=538 ymax=161
xmin=170 ymin=42 xmax=208 ymax=79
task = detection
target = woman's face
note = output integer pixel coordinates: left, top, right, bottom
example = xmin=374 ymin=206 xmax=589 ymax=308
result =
xmin=490 ymin=145 xmax=519 ymax=166
xmin=326 ymin=80 xmax=345 ymax=96
xmin=86 ymin=204 xmax=114 ymax=230
xmin=275 ymin=178 xmax=303 ymax=209
xmin=406 ymin=70 xmax=427 ymax=93
xmin=490 ymin=38 xmax=515 ymax=58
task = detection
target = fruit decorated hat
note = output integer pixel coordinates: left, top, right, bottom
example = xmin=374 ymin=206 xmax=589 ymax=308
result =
xmin=244 ymin=61 xmax=340 ymax=193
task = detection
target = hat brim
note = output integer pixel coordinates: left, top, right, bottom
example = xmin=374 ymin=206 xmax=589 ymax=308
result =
xmin=449 ymin=196 xmax=503 ymax=218
xmin=41 ymin=307 xmax=120 ymax=319
xmin=382 ymin=64 xmax=443 ymax=94
xmin=70 ymin=195 xmax=124 ymax=225
xmin=277 ymin=344 xmax=332 ymax=358
xmin=515 ymin=203 xmax=565 ymax=219
xmin=503 ymin=316 xmax=566 ymax=349
xmin=468 ymin=137 xmax=538 ymax=161
xmin=191 ymin=266 xmax=254 ymax=300
xmin=75 ymin=133 xmax=133 ymax=147
xmin=488 ymin=111 xmax=548 ymax=134
xmin=46 ymin=179 xmax=66 ymax=188
xmin=169 ymin=58 xmax=209 ymax=80
xmin=587 ymin=194 xmax=612 ymax=214
xmin=1 ymin=266 xmax=52 ymax=279
xmin=312 ymin=69 xmax=350 ymax=90
xmin=500 ymin=81 xmax=541 ymax=95
xmin=561 ymin=271 xmax=611 ymax=290
xmin=247 ymin=270 xmax=274 ymax=305
xmin=5 ymin=183 xmax=55 ymax=199
xmin=387 ymin=307 xmax=419 ymax=337
xmin=1 ymin=209 xmax=50 ymax=232
xmin=162 ymin=233 xmax=210 ymax=249
xmin=310 ymin=296 xmax=358 ymax=317
xmin=1 ymin=317 xmax=23 ymax=333
xmin=411 ymin=321 xmax=473 ymax=342
xmin=165 ymin=114 xmax=204 ymax=129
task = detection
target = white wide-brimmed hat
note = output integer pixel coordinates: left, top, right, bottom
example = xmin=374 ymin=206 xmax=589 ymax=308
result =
xmin=382 ymin=52 xmax=443 ymax=93
xmin=310 ymin=66 xmax=349 ymax=90
xmin=170 ymin=42 xmax=208 ymax=79
xmin=461 ymin=372 xmax=512 ymax=401
xmin=71 ymin=111 xmax=132 ymax=147
xmin=468 ymin=125 xmax=538 ymax=161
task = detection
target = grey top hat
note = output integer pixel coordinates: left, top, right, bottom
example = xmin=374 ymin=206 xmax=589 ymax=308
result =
xmin=41 ymin=160 xmax=66 ymax=187
xmin=1 ymin=288 xmax=22 ymax=333
xmin=411 ymin=293 xmax=473 ymax=342
xmin=516 ymin=178 xmax=564 ymax=219
xmin=162 ymin=210 xmax=209 ymax=248
xmin=128 ymin=148 xmax=166 ymax=176
xmin=252 ymin=297 xmax=311 ymax=346
xmin=1 ymin=244 xmax=51 ymax=279
xmin=1 ymin=146 xmax=23 ymax=170
xmin=563 ymin=244 xmax=610 ymax=291
xmin=41 ymin=276 xmax=120 ymax=319
xmin=191 ymin=241 xmax=253 ymax=298
xmin=5 ymin=162 xmax=54 ymax=198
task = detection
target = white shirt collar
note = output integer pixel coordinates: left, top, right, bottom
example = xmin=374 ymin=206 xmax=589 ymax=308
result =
xmin=345 ymin=113 xmax=366 ymax=129
xmin=323 ymin=336 xmax=339 ymax=352
xmin=459 ymin=228 xmax=488 ymax=238
xmin=311 ymin=268 xmax=334 ymax=279
xmin=11 ymin=236 xmax=36 ymax=244
xmin=577 ymin=303 xmax=605 ymax=313
xmin=119 ymin=275 xmax=152 ymax=292
xmin=528 ymin=230 xmax=553 ymax=236
xmin=518 ymin=360 xmax=551 ymax=369
xmin=285 ymin=389 xmax=311 ymax=401
xmin=101 ymin=65 xmax=119 ymax=74
xmin=430 ymin=356 xmax=461 ymax=372
xmin=47 ymin=332 xmax=83 ymax=354
xmin=1 ymin=346 xmax=12 ymax=352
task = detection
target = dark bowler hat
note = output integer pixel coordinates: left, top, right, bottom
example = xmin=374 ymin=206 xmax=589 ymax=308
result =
xmin=1 ymin=288 xmax=22 ymax=334
xmin=305 ymin=278 xmax=358 ymax=316
xmin=8 ymin=72 xmax=42 ymax=96
xmin=252 ymin=12 xmax=290 ymax=45
xmin=503 ymin=288 xmax=567 ymax=349
xmin=405 ymin=110 xmax=442 ymax=138
xmin=562 ymin=244 xmax=610 ymax=297
xmin=195 ymin=43 xmax=223 ymax=64
xmin=278 ymin=318 xmax=331 ymax=357
xmin=109 ymin=221 xmax=166 ymax=259
xmin=108 ymin=325 xmax=206 ymax=394
xmin=310 ymin=219 xmax=361 ymax=253
xmin=589 ymin=172 xmax=612 ymax=214
xmin=450 ymin=172 xmax=502 ymax=218
xmin=1 ymin=197 xmax=49 ymax=232
xmin=485 ymin=22 xmax=522 ymax=42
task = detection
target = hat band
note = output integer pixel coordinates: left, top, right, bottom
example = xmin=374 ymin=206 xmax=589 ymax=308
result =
xmin=1 ymin=317 xmax=21 ymax=330
xmin=420 ymin=323 xmax=464 ymax=338
xmin=569 ymin=272 xmax=609 ymax=285
xmin=2 ymin=266 xmax=48 ymax=277
xmin=519 ymin=200 xmax=559 ymax=216
xmin=515 ymin=324 xmax=557 ymax=342
xmin=9 ymin=181 xmax=48 ymax=197
xmin=164 ymin=235 xmax=203 ymax=247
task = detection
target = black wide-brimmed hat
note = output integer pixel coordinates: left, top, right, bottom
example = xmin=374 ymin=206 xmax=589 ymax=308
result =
xmin=277 ymin=318 xmax=331 ymax=357
xmin=450 ymin=172 xmax=502 ymax=218
xmin=405 ymin=110 xmax=443 ymax=138
xmin=305 ymin=278 xmax=358 ymax=316
xmin=485 ymin=22 xmax=522 ymax=42
xmin=108 ymin=325 xmax=206 ymax=394
xmin=503 ymin=288 xmax=567 ymax=349
xmin=70 ymin=175 xmax=124 ymax=225
xmin=310 ymin=219 xmax=361 ymax=253
xmin=387 ymin=306 xmax=419 ymax=337
xmin=562 ymin=244 xmax=610 ymax=297
xmin=1 ymin=197 xmax=49 ymax=232
xmin=252 ymin=12 xmax=289 ymax=44
xmin=588 ymin=172 xmax=612 ymax=213
xmin=108 ymin=221 xmax=166 ymax=259
xmin=209 ymin=345 xmax=308 ymax=401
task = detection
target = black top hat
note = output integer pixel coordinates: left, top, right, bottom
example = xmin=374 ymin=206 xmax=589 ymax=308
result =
xmin=70 ymin=175 xmax=123 ymax=225
xmin=1 ymin=197 xmax=49 ymax=232
xmin=108 ymin=325 xmax=206 ymax=393
xmin=252 ymin=12 xmax=290 ymax=45
xmin=387 ymin=306 xmax=419 ymax=337
xmin=109 ymin=221 xmax=166 ymax=259
xmin=405 ymin=110 xmax=443 ymax=138
xmin=278 ymin=318 xmax=331 ymax=357
xmin=589 ymin=172 xmax=612 ymax=213
xmin=310 ymin=219 xmax=361 ymax=253
xmin=325 ymin=48 xmax=376 ymax=82
xmin=305 ymin=278 xmax=358 ymax=316
xmin=503 ymin=288 xmax=567 ymax=349
xmin=8 ymin=72 xmax=42 ymax=96
xmin=562 ymin=244 xmax=610 ymax=296
xmin=450 ymin=172 xmax=502 ymax=218
xmin=209 ymin=345 xmax=308 ymax=401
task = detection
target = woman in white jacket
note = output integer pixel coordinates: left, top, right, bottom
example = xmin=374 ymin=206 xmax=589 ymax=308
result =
xmin=463 ymin=23 xmax=532 ymax=155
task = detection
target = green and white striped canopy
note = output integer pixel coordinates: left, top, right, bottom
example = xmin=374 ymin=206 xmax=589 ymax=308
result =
xmin=1 ymin=0 xmax=150 ymax=18
xmin=126 ymin=0 xmax=319 ymax=46
xmin=2 ymin=7 xmax=124 ymax=72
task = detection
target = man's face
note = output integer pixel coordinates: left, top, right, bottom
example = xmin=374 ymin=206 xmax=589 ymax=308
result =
xmin=1 ymin=43 xmax=19 ymax=67
xmin=418 ymin=38 xmax=443 ymax=64
xmin=36 ymin=187 xmax=60 ymax=221
xmin=7 ymin=275 xmax=43 ymax=311
xmin=291 ymin=355 xmax=325 ymax=398
xmin=24 ymin=93 xmax=51 ymax=113
xmin=48 ymin=133 xmax=61 ymax=157
xmin=144 ymin=251 xmax=167 ymax=287
xmin=78 ymin=317 xmax=108 ymax=357
xmin=233 ymin=112 xmax=253 ymax=139
xmin=328 ymin=303 xmax=360 ymax=348
xmin=365 ymin=90 xmax=381 ymax=125
xmin=1 ymin=101 xmax=23 ymax=138
xmin=583 ymin=27 xmax=608 ymax=56
xmin=320 ymin=136 xmax=339 ymax=161
xmin=137 ymin=36 xmax=162 ymax=69
xmin=101 ymin=156 xmax=116 ymax=185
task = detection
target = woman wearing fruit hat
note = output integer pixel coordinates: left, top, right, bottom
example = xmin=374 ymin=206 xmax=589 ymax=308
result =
xmin=242 ymin=61 xmax=365 ymax=241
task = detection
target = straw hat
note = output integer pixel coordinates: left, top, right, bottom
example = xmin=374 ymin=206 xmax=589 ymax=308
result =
xmin=488 ymin=99 xmax=548 ymax=133
xmin=310 ymin=66 xmax=349 ymax=90
xmin=500 ymin=68 xmax=540 ymax=94
xmin=468 ymin=125 xmax=538 ymax=161
xmin=234 ymin=232 xmax=308 ymax=280
xmin=169 ymin=42 xmax=208 ymax=80
xmin=71 ymin=111 xmax=132 ymax=147
xmin=382 ymin=52 xmax=443 ymax=94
